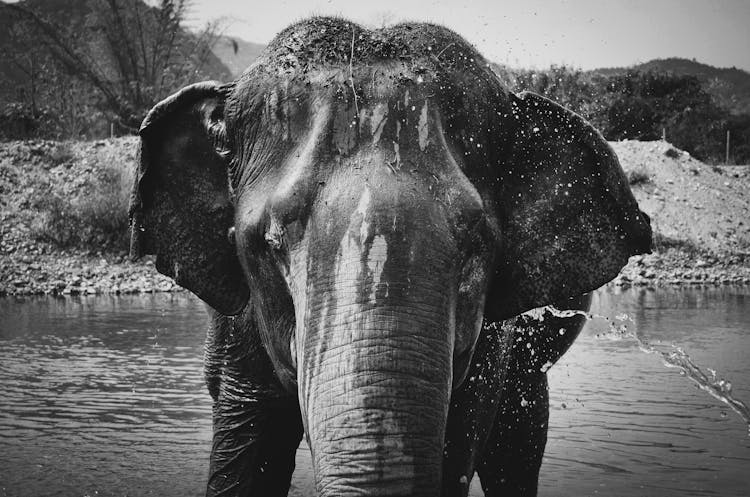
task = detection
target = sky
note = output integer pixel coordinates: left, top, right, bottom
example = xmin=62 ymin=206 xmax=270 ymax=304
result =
xmin=185 ymin=0 xmax=750 ymax=71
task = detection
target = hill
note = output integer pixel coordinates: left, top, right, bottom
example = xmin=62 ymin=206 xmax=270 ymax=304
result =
xmin=594 ymin=58 xmax=750 ymax=115
xmin=0 ymin=138 xmax=748 ymax=296
xmin=212 ymin=36 xmax=266 ymax=78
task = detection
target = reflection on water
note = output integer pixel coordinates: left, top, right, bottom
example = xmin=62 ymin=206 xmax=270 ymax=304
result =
xmin=1 ymin=288 xmax=749 ymax=497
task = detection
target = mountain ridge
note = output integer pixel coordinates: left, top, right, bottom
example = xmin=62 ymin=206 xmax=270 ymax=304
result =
xmin=590 ymin=57 xmax=750 ymax=115
xmin=212 ymin=36 xmax=265 ymax=77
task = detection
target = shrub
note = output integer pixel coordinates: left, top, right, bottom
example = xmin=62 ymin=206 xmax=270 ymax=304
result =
xmin=48 ymin=142 xmax=76 ymax=166
xmin=664 ymin=148 xmax=681 ymax=159
xmin=627 ymin=169 xmax=651 ymax=185
xmin=493 ymin=65 xmax=750 ymax=164
xmin=651 ymin=232 xmax=704 ymax=256
xmin=30 ymin=158 xmax=133 ymax=251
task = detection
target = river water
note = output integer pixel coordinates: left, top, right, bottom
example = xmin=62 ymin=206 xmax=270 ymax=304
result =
xmin=0 ymin=287 xmax=748 ymax=497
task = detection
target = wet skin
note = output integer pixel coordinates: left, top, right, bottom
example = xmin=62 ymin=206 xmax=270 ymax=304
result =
xmin=202 ymin=294 xmax=591 ymax=497
xmin=130 ymin=17 xmax=651 ymax=497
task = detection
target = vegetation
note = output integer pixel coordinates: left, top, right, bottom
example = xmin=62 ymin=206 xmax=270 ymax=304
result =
xmin=627 ymin=168 xmax=651 ymax=186
xmin=0 ymin=0 xmax=228 ymax=139
xmin=29 ymin=149 xmax=133 ymax=251
xmin=494 ymin=64 xmax=750 ymax=164
xmin=651 ymin=232 xmax=705 ymax=257
xmin=607 ymin=57 xmax=750 ymax=116
xmin=48 ymin=142 xmax=76 ymax=166
xmin=2 ymin=2 xmax=749 ymax=163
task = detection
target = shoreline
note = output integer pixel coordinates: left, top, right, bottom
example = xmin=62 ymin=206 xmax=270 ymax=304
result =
xmin=0 ymin=250 xmax=181 ymax=297
xmin=612 ymin=251 xmax=750 ymax=287
xmin=1 ymin=248 xmax=749 ymax=297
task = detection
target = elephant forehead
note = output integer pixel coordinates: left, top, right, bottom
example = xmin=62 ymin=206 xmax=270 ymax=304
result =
xmin=227 ymin=20 xmax=516 ymax=192
xmin=258 ymin=16 xmax=482 ymax=72
xmin=258 ymin=95 xmax=483 ymax=211
xmin=249 ymin=85 xmax=448 ymax=170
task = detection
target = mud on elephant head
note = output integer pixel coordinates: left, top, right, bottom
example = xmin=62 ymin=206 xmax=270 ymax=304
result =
xmin=129 ymin=16 xmax=651 ymax=497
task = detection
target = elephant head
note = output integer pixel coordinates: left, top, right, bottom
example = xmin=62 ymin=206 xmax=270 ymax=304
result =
xmin=130 ymin=17 xmax=651 ymax=497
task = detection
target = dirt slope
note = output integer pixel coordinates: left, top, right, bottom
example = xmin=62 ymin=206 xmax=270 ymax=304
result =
xmin=611 ymin=140 xmax=750 ymax=286
xmin=613 ymin=140 xmax=750 ymax=253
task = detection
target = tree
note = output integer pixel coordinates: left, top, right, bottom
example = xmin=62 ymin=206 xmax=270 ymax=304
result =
xmin=0 ymin=6 xmax=93 ymax=138
xmin=490 ymin=64 xmax=750 ymax=163
xmin=4 ymin=0 xmax=228 ymax=131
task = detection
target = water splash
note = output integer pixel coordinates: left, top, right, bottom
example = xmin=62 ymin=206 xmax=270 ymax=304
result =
xmin=544 ymin=305 xmax=750 ymax=434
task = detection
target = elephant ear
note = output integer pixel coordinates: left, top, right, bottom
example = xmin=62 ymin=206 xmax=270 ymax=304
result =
xmin=129 ymin=81 xmax=250 ymax=315
xmin=486 ymin=91 xmax=652 ymax=321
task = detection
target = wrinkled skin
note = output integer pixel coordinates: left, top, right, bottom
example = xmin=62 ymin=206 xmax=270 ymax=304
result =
xmin=129 ymin=17 xmax=651 ymax=497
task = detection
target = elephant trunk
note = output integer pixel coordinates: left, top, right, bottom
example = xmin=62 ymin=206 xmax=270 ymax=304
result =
xmin=297 ymin=222 xmax=457 ymax=496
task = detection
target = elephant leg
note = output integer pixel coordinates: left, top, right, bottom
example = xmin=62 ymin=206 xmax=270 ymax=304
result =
xmin=477 ymin=295 xmax=590 ymax=496
xmin=441 ymin=323 xmax=514 ymax=497
xmin=208 ymin=396 xmax=303 ymax=497
xmin=476 ymin=369 xmax=549 ymax=497
xmin=205 ymin=310 xmax=303 ymax=497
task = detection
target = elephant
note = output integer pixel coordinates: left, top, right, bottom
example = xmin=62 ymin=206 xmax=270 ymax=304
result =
xmin=128 ymin=17 xmax=651 ymax=497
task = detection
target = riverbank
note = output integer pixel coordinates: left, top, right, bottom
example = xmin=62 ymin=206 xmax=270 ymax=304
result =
xmin=0 ymin=138 xmax=179 ymax=296
xmin=610 ymin=139 xmax=750 ymax=287
xmin=1 ymin=138 xmax=748 ymax=296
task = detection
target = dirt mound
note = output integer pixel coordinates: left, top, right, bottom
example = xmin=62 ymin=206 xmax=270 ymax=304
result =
xmin=613 ymin=140 xmax=750 ymax=254
xmin=611 ymin=140 xmax=750 ymax=286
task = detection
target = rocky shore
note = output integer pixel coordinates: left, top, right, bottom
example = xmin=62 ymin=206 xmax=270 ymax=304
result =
xmin=1 ymin=212 xmax=178 ymax=296
xmin=0 ymin=250 xmax=180 ymax=297
xmin=613 ymin=252 xmax=750 ymax=287
xmin=1 ymin=138 xmax=749 ymax=297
